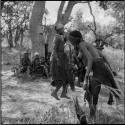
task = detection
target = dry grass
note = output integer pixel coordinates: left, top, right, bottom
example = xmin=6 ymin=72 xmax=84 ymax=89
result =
xmin=103 ymin=47 xmax=124 ymax=72
xmin=2 ymin=103 xmax=124 ymax=124
xmin=2 ymin=46 xmax=124 ymax=124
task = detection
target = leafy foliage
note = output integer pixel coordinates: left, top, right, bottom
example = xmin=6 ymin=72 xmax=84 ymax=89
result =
xmin=99 ymin=1 xmax=125 ymax=34
xmin=1 ymin=1 xmax=33 ymax=47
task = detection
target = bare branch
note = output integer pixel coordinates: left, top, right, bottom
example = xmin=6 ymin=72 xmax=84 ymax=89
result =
xmin=104 ymin=33 xmax=113 ymax=41
xmin=88 ymin=25 xmax=96 ymax=37
xmin=88 ymin=2 xmax=97 ymax=32
xmin=63 ymin=1 xmax=77 ymax=25
xmin=57 ymin=1 xmax=66 ymax=23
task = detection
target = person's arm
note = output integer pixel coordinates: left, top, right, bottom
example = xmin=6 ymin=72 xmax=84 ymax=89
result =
xmin=79 ymin=42 xmax=93 ymax=83
xmin=53 ymin=35 xmax=60 ymax=62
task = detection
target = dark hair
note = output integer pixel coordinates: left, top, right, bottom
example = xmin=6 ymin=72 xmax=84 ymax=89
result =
xmin=69 ymin=30 xmax=82 ymax=39
xmin=69 ymin=30 xmax=83 ymax=45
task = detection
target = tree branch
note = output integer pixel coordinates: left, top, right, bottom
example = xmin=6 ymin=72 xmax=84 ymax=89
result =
xmin=88 ymin=2 xmax=97 ymax=32
xmin=104 ymin=33 xmax=113 ymax=41
xmin=63 ymin=1 xmax=77 ymax=25
xmin=57 ymin=1 xmax=66 ymax=23
xmin=88 ymin=25 xmax=97 ymax=37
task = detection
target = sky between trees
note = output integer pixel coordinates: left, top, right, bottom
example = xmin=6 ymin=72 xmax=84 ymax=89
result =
xmin=45 ymin=1 xmax=116 ymax=26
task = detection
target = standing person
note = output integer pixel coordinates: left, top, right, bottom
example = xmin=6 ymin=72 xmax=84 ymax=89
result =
xmin=64 ymin=39 xmax=75 ymax=92
xmin=68 ymin=30 xmax=121 ymax=118
xmin=50 ymin=23 xmax=70 ymax=100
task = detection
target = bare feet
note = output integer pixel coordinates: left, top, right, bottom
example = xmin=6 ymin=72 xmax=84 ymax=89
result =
xmin=51 ymin=92 xmax=60 ymax=100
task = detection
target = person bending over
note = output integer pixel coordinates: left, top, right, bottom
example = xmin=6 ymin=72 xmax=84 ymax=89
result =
xmin=68 ymin=30 xmax=121 ymax=118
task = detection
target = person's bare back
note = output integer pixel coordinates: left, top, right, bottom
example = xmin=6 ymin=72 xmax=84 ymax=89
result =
xmin=79 ymin=41 xmax=100 ymax=62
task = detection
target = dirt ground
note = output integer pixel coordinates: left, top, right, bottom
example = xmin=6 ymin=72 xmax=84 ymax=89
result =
xmin=1 ymin=66 xmax=125 ymax=124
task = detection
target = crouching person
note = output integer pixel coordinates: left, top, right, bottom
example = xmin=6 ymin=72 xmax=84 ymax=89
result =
xmin=31 ymin=52 xmax=41 ymax=75
xmin=68 ymin=30 xmax=122 ymax=119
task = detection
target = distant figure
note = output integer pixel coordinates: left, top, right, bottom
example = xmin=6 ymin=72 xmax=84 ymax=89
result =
xmin=50 ymin=23 xmax=71 ymax=100
xmin=31 ymin=52 xmax=41 ymax=74
xmin=20 ymin=51 xmax=31 ymax=74
xmin=68 ymin=30 xmax=122 ymax=118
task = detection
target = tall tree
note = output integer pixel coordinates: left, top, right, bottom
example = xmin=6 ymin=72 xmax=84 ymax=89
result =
xmin=29 ymin=1 xmax=46 ymax=57
xmin=48 ymin=1 xmax=89 ymax=52
xmin=1 ymin=1 xmax=32 ymax=48
xmin=29 ymin=1 xmax=90 ymax=55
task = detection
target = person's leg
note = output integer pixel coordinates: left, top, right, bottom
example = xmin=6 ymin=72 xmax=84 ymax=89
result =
xmin=60 ymin=82 xmax=70 ymax=99
xmin=93 ymin=60 xmax=121 ymax=101
xmin=101 ymin=66 xmax=121 ymax=100
xmin=51 ymin=80 xmax=62 ymax=100
xmin=107 ymin=92 xmax=114 ymax=105
xmin=69 ymin=81 xmax=75 ymax=91
xmin=89 ymin=79 xmax=101 ymax=118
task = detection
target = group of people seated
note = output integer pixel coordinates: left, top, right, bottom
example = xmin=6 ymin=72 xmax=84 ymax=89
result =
xmin=20 ymin=51 xmax=48 ymax=78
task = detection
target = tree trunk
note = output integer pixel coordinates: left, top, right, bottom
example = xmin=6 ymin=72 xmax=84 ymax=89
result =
xmin=48 ymin=1 xmax=77 ymax=53
xmin=14 ymin=26 xmax=20 ymax=47
xmin=8 ymin=23 xmax=13 ymax=48
xmin=29 ymin=1 xmax=46 ymax=57
xmin=19 ymin=28 xmax=24 ymax=62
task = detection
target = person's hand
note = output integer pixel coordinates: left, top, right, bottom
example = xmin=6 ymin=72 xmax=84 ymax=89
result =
xmin=83 ymin=74 xmax=89 ymax=90
xmin=83 ymin=81 xmax=89 ymax=90
xmin=85 ymin=74 xmax=89 ymax=83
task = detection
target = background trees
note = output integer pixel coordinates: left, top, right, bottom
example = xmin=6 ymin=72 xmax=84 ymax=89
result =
xmin=1 ymin=1 xmax=33 ymax=49
xmin=1 ymin=1 xmax=124 ymax=55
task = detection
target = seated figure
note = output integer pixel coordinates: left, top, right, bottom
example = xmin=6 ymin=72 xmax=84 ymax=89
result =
xmin=31 ymin=52 xmax=41 ymax=74
xmin=30 ymin=52 xmax=48 ymax=77
xmin=20 ymin=52 xmax=31 ymax=74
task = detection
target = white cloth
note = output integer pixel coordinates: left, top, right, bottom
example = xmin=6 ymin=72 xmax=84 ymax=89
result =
xmin=64 ymin=41 xmax=74 ymax=54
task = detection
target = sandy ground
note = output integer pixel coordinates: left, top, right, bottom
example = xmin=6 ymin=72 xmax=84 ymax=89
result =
xmin=1 ymin=69 xmax=125 ymax=124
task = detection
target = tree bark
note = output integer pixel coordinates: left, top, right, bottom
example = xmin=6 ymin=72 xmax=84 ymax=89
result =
xmin=29 ymin=1 xmax=88 ymax=54
xmin=29 ymin=1 xmax=46 ymax=57
xmin=56 ymin=1 xmax=77 ymax=25
xmin=14 ymin=26 xmax=20 ymax=47
xmin=8 ymin=22 xmax=14 ymax=48
xmin=19 ymin=28 xmax=24 ymax=62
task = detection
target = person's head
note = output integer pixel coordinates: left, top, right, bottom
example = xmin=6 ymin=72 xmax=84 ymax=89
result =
xmin=68 ymin=30 xmax=83 ymax=46
xmin=34 ymin=52 xmax=39 ymax=58
xmin=55 ymin=23 xmax=64 ymax=35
